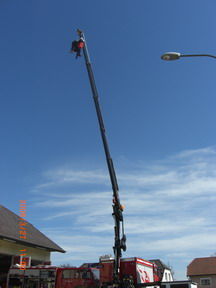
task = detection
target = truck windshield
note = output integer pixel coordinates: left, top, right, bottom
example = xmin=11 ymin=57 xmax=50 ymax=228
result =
xmin=62 ymin=269 xmax=92 ymax=279
xmin=92 ymin=269 xmax=99 ymax=280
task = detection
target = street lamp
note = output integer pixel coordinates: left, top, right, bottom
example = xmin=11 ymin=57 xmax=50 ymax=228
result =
xmin=161 ymin=52 xmax=216 ymax=61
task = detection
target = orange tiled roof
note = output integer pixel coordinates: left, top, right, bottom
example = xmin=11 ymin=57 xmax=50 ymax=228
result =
xmin=187 ymin=257 xmax=216 ymax=276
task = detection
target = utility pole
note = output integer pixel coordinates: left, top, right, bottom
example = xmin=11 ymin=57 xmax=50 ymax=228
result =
xmin=74 ymin=29 xmax=126 ymax=286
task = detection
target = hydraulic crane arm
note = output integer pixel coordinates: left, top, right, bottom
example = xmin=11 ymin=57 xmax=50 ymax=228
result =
xmin=75 ymin=29 xmax=126 ymax=285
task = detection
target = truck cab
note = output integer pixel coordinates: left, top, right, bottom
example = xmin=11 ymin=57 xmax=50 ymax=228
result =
xmin=55 ymin=267 xmax=99 ymax=288
xmin=160 ymin=281 xmax=197 ymax=288
xmin=7 ymin=266 xmax=99 ymax=288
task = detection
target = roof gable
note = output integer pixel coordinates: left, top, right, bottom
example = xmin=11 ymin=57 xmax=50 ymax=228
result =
xmin=0 ymin=205 xmax=65 ymax=253
xmin=149 ymin=259 xmax=171 ymax=271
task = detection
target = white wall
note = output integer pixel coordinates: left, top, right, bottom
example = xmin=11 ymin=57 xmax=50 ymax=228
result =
xmin=162 ymin=268 xmax=174 ymax=282
xmin=0 ymin=239 xmax=50 ymax=262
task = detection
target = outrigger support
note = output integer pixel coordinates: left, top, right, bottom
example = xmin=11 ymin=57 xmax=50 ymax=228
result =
xmin=75 ymin=29 xmax=126 ymax=286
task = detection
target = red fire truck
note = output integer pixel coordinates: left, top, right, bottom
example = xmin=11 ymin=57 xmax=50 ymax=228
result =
xmin=7 ymin=266 xmax=99 ymax=288
xmin=7 ymin=257 xmax=160 ymax=288
xmin=100 ymin=257 xmax=160 ymax=286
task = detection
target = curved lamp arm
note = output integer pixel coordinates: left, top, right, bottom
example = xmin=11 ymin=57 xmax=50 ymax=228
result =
xmin=161 ymin=52 xmax=216 ymax=61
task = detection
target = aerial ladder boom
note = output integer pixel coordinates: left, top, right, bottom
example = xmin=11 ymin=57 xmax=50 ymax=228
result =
xmin=74 ymin=29 xmax=126 ymax=286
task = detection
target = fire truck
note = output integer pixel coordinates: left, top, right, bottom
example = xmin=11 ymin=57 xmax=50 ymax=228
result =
xmin=7 ymin=266 xmax=99 ymax=288
xmin=7 ymin=257 xmax=161 ymax=288
xmin=100 ymin=257 xmax=159 ymax=286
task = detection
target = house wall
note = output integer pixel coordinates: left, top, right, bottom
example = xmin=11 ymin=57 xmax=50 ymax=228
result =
xmin=0 ymin=239 xmax=50 ymax=262
xmin=189 ymin=275 xmax=216 ymax=288
xmin=162 ymin=269 xmax=174 ymax=282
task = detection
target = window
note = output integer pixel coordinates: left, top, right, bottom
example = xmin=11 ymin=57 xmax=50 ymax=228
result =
xmin=200 ymin=278 xmax=211 ymax=285
xmin=62 ymin=270 xmax=77 ymax=279
xmin=62 ymin=269 xmax=91 ymax=279
xmin=82 ymin=271 xmax=91 ymax=279
xmin=165 ymin=272 xmax=168 ymax=281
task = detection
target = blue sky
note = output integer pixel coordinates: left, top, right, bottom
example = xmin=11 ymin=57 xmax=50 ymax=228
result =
xmin=1 ymin=0 xmax=216 ymax=280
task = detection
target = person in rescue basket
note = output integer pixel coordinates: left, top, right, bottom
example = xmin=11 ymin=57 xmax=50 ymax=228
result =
xmin=70 ymin=38 xmax=84 ymax=58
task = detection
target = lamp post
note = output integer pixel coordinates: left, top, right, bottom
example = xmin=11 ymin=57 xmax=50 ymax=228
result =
xmin=161 ymin=52 xmax=216 ymax=61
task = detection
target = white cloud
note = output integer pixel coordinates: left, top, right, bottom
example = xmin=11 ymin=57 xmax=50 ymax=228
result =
xmin=131 ymin=232 xmax=216 ymax=252
xmin=172 ymin=146 xmax=216 ymax=160
xmin=125 ymin=217 xmax=206 ymax=234
xmin=33 ymin=169 xmax=110 ymax=191
xmin=31 ymin=146 xmax=216 ymax=279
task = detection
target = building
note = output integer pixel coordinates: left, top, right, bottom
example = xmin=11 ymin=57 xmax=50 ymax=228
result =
xmin=0 ymin=205 xmax=65 ymax=286
xmin=187 ymin=257 xmax=216 ymax=288
xmin=150 ymin=259 xmax=174 ymax=282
